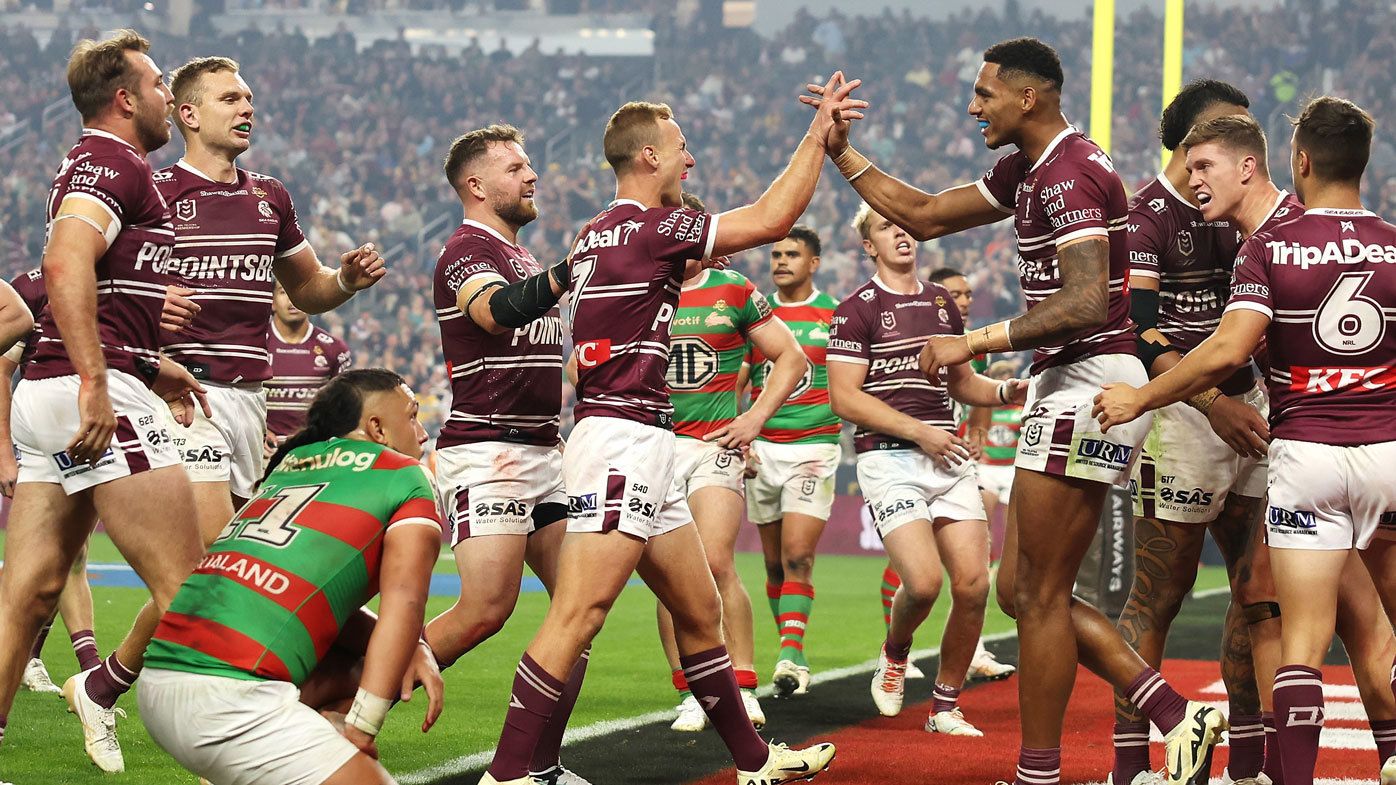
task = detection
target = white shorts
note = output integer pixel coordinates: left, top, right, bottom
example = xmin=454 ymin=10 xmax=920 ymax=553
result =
xmin=673 ymin=436 xmax=746 ymax=498
xmin=1131 ymin=384 xmax=1269 ymax=524
xmin=565 ymin=418 xmax=691 ymax=542
xmin=1265 ymin=438 xmax=1396 ymax=551
xmin=746 ymin=440 xmax=840 ymax=524
xmin=137 ymin=668 xmax=358 ymax=785
xmin=437 ymin=441 xmax=566 ymax=546
xmin=977 ymin=463 xmax=1015 ymax=507
xmin=165 ymin=383 xmax=268 ymax=499
xmin=1015 ymin=354 xmax=1151 ymax=488
xmin=855 ymin=449 xmax=986 ymax=539
xmin=12 ymin=370 xmax=180 ymax=494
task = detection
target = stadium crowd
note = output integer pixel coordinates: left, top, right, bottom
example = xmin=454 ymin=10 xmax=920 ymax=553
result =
xmin=1 ymin=0 xmax=1395 ymax=437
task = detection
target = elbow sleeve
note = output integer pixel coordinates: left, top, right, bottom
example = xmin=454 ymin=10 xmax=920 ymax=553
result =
xmin=488 ymin=263 xmax=566 ymax=329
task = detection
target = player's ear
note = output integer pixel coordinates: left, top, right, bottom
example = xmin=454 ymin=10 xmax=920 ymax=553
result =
xmin=464 ymin=173 xmax=488 ymax=202
xmin=641 ymin=144 xmax=660 ymax=171
xmin=861 ymin=238 xmax=875 ymax=259
xmin=1019 ymin=85 xmax=1036 ymax=114
xmin=178 ymin=102 xmax=199 ymax=132
xmin=363 ymin=413 xmax=389 ymax=447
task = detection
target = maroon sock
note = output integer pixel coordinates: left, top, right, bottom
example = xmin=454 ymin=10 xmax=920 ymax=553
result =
xmin=1273 ymin=665 xmax=1324 ymax=785
xmin=931 ymin=682 xmax=960 ymax=714
xmin=1372 ymin=718 xmax=1396 ymax=764
xmin=680 ymin=646 xmax=768 ymax=771
xmin=884 ymin=636 xmax=912 ymax=663
xmin=29 ymin=620 xmax=53 ymax=660
xmin=1125 ymin=667 xmax=1188 ymax=733
xmin=0 ymin=714 xmax=6 ymax=746
xmin=529 ymin=647 xmax=590 ymax=775
xmin=1015 ymin=746 xmax=1061 ymax=785
xmin=70 ymin=630 xmax=100 ymax=672
xmin=83 ymin=652 xmax=137 ymax=709
xmin=1262 ymin=711 xmax=1285 ymax=785
xmin=1228 ymin=713 xmax=1265 ymax=779
xmin=1112 ymin=719 xmax=1151 ymax=784
xmin=487 ymin=653 xmax=565 ymax=781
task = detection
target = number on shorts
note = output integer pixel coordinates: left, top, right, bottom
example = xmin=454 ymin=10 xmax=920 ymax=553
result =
xmin=1314 ymin=271 xmax=1386 ymax=355
xmin=216 ymin=484 xmax=326 ymax=548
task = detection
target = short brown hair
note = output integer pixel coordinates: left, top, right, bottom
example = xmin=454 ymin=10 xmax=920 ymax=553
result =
xmin=443 ymin=124 xmax=526 ymax=190
xmin=170 ymin=56 xmax=239 ymax=110
xmin=1181 ymin=114 xmax=1269 ymax=174
xmin=603 ymin=102 xmax=672 ymax=174
xmin=1291 ymin=96 xmax=1375 ymax=184
xmin=67 ymin=29 xmax=151 ymax=122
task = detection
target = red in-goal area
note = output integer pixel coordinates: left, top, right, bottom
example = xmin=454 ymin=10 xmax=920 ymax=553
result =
xmin=687 ymin=660 xmax=1384 ymax=785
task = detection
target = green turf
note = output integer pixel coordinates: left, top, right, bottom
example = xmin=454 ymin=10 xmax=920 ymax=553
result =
xmin=0 ymin=533 xmax=1230 ymax=783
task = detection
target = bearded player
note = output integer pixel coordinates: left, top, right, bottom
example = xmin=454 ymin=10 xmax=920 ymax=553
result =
xmin=138 ymin=369 xmax=443 ymax=785
xmin=804 ymin=38 xmax=1223 ymax=784
xmin=746 ymin=225 xmax=842 ymax=698
xmin=422 ymin=124 xmax=592 ymax=785
xmin=661 ymin=191 xmax=805 ymax=732
xmin=1177 ymin=112 xmax=1396 ymax=782
xmin=477 ymin=75 xmax=867 ymax=785
xmin=265 ymin=281 xmax=354 ymax=450
xmin=1095 ymin=95 xmax=1396 ymax=785
xmin=0 ymin=31 xmax=209 ymax=772
xmin=157 ymin=55 xmax=383 ymax=541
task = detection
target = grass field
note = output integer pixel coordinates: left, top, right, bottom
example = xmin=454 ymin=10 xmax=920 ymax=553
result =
xmin=0 ymin=533 xmax=1231 ymax=784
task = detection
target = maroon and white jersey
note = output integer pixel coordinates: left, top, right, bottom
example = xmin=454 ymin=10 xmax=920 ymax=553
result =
xmin=1251 ymin=190 xmax=1304 ymax=238
xmin=433 ymin=220 xmax=563 ymax=447
xmin=155 ymin=161 xmax=308 ymax=383
xmin=263 ymin=322 xmax=351 ymax=437
xmin=826 ymin=278 xmax=963 ymax=453
xmin=977 ymin=126 xmax=1133 ymax=373
xmin=26 ymin=129 xmax=178 ymax=385
xmin=1127 ymin=176 xmax=1241 ymax=352
xmin=1227 ymin=208 xmax=1396 ymax=445
xmin=569 ymin=199 xmax=718 ymax=427
xmin=7 ymin=269 xmax=46 ymax=365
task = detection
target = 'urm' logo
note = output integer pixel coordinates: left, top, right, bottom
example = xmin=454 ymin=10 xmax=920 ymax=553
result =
xmin=1077 ymin=439 xmax=1133 ymax=467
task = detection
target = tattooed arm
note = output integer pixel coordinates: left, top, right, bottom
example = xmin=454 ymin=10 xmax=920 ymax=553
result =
xmin=1006 ymin=237 xmax=1109 ymax=348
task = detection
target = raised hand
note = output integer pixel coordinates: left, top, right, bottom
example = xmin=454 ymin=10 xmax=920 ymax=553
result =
xmin=798 ymin=71 xmax=868 ymax=153
xmin=339 ymin=242 xmax=388 ymax=292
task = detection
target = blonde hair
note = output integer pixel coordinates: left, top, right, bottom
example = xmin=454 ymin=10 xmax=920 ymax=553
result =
xmin=604 ymin=101 xmax=673 ymax=174
xmin=851 ymin=202 xmax=879 ymax=240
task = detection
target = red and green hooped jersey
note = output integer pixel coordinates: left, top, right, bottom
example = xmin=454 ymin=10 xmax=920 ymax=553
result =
xmin=747 ymin=290 xmax=840 ymax=444
xmin=667 ymin=269 xmax=774 ymax=439
xmin=982 ymin=406 xmax=1023 ymax=466
xmin=144 ymin=437 xmax=441 ymax=684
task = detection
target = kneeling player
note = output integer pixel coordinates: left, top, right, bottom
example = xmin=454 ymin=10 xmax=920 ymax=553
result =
xmin=138 ymin=369 xmax=443 ymax=785
xmin=828 ymin=205 xmax=1026 ymax=737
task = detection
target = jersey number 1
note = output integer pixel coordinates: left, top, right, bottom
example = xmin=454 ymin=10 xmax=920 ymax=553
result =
xmin=217 ymin=484 xmax=327 ymax=547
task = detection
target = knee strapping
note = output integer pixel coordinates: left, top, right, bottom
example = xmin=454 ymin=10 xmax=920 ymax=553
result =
xmin=1242 ymin=601 xmax=1280 ymax=624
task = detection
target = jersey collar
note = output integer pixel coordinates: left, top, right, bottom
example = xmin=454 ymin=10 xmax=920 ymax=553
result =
xmin=682 ymin=268 xmax=711 ymax=290
xmin=461 ymin=218 xmax=521 ymax=249
xmin=80 ymin=127 xmax=137 ymax=151
xmin=1306 ymin=207 xmax=1376 ymax=218
xmin=872 ymin=274 xmax=923 ymax=296
xmin=1157 ymin=173 xmax=1199 ymax=213
xmin=609 ymin=198 xmax=647 ymax=211
xmin=774 ymin=289 xmax=821 ymax=307
xmin=271 ymin=320 xmax=313 ymax=345
xmin=175 ymin=158 xmax=241 ymax=185
xmin=1257 ymin=189 xmax=1292 ymax=229
xmin=1028 ymin=124 xmax=1077 ymax=172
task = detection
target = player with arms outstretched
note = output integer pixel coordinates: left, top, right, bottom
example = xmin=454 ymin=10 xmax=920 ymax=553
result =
xmin=478 ymin=75 xmax=866 ymax=785
xmin=804 ymin=38 xmax=1223 ymax=784
xmin=139 ymin=369 xmax=443 ymax=785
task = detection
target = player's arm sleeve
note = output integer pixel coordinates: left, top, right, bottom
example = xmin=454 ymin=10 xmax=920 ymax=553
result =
xmin=335 ymin=340 xmax=353 ymax=373
xmin=825 ymin=298 xmax=871 ymax=366
xmin=1224 ymin=236 xmax=1275 ymax=319
xmin=646 ymin=208 xmax=719 ymax=271
xmin=55 ymin=153 xmax=146 ymax=248
xmin=387 ymin=464 xmax=444 ymax=533
xmin=974 ymin=153 xmax=1024 ymax=216
xmin=273 ymin=181 xmax=311 ymax=259
xmin=738 ymin=279 xmax=775 ymax=334
xmin=1126 ymin=206 xmax=1173 ymax=368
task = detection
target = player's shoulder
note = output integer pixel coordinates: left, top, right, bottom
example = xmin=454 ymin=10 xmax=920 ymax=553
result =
xmin=242 ymin=169 xmax=293 ymax=199
xmin=1126 ymin=177 xmax=1172 ymax=216
xmin=811 ymin=290 xmax=841 ymax=311
xmin=708 ymin=268 xmax=753 ymax=289
xmin=311 ymin=324 xmax=348 ymax=349
xmin=1043 ymin=132 xmax=1117 ymax=182
xmin=369 ymin=446 xmax=425 ymax=472
xmin=838 ymin=279 xmax=880 ymax=310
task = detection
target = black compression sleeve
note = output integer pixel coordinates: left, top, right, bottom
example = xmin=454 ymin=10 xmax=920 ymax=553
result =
xmin=488 ymin=267 xmax=564 ymax=329
xmin=1130 ymin=286 xmax=1160 ymax=333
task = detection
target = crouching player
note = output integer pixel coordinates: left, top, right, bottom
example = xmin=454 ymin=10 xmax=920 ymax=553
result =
xmin=137 ymin=369 xmax=444 ymax=785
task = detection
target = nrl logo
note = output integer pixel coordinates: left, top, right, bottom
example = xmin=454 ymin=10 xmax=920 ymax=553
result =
xmin=175 ymin=199 xmax=196 ymax=221
xmin=880 ymin=311 xmax=896 ymax=330
xmin=1176 ymin=230 xmax=1194 ymax=257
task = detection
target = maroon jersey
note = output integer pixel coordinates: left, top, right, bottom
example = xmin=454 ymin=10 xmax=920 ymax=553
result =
xmin=1250 ymin=190 xmax=1304 ymax=238
xmin=826 ymin=278 xmax=963 ymax=453
xmin=569 ymin=199 xmax=718 ymax=427
xmin=7 ymin=269 xmax=46 ymax=365
xmin=978 ymin=127 xmax=1134 ymax=373
xmin=26 ymin=129 xmax=178 ymax=385
xmin=1228 ymin=208 xmax=1396 ymax=445
xmin=1127 ymin=176 xmax=1241 ymax=352
xmin=155 ymin=161 xmax=308 ymax=383
xmin=433 ymin=220 xmax=563 ymax=447
xmin=264 ymin=322 xmax=352 ymax=437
